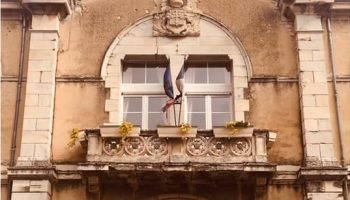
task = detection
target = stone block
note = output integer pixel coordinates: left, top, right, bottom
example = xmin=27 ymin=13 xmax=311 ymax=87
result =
xmin=20 ymin=144 xmax=35 ymax=157
xmin=303 ymin=107 xmax=330 ymax=119
xmin=30 ymin=40 xmax=57 ymax=50
xmin=305 ymin=132 xmax=333 ymax=143
xmin=36 ymin=119 xmax=51 ymax=131
xmin=30 ymin=180 xmax=51 ymax=194
xmin=23 ymin=118 xmax=37 ymax=131
xmin=313 ymin=72 xmax=327 ymax=83
xmin=306 ymin=144 xmax=321 ymax=157
xmin=302 ymin=83 xmax=328 ymax=95
xmin=296 ymin=15 xmax=323 ymax=32
xmin=26 ymin=83 xmax=53 ymax=95
xmin=40 ymin=72 xmax=53 ymax=83
xmin=12 ymin=180 xmax=30 ymax=192
xmin=312 ymin=50 xmax=325 ymax=61
xmin=304 ymin=119 xmax=318 ymax=131
xmin=30 ymin=33 xmax=44 ymax=40
xmin=320 ymin=144 xmax=335 ymax=158
xmin=233 ymin=65 xmax=247 ymax=77
xmin=105 ymin=99 xmax=118 ymax=112
xmin=11 ymin=192 xmax=50 ymax=200
xmin=109 ymin=111 xmax=119 ymax=123
xmin=27 ymin=72 xmax=41 ymax=83
xmin=25 ymin=95 xmax=39 ymax=106
xmin=307 ymin=192 xmax=343 ymax=200
xmin=302 ymin=95 xmax=316 ymax=106
xmin=38 ymin=95 xmax=52 ymax=107
xmin=234 ymin=77 xmax=248 ymax=88
xmin=114 ymin=45 xmax=157 ymax=54
xmin=24 ymin=106 xmax=51 ymax=118
xmin=105 ymin=76 xmax=119 ymax=88
xmin=32 ymin=14 xmax=59 ymax=31
xmin=318 ymin=119 xmax=331 ymax=131
xmin=234 ymin=88 xmax=244 ymax=99
xmin=315 ymin=95 xmax=329 ymax=107
xmin=230 ymin=54 xmax=245 ymax=65
xmin=21 ymin=131 xmax=50 ymax=144
xmin=106 ymin=65 xmax=119 ymax=75
xmin=34 ymin=144 xmax=50 ymax=159
xmin=298 ymin=39 xmax=324 ymax=51
xmin=234 ymin=111 xmax=245 ymax=122
xmin=28 ymin=60 xmax=53 ymax=72
xmin=109 ymin=88 xmax=120 ymax=100
xmin=29 ymin=50 xmax=56 ymax=60
xmin=234 ymin=100 xmax=249 ymax=112
xmin=299 ymin=50 xmax=313 ymax=61
xmin=300 ymin=72 xmax=314 ymax=83
xmin=300 ymin=61 xmax=326 ymax=72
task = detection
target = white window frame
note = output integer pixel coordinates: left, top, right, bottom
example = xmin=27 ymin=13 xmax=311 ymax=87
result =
xmin=183 ymin=59 xmax=233 ymax=129
xmin=120 ymin=58 xmax=168 ymax=130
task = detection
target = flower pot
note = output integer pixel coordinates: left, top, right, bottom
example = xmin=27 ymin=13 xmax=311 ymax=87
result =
xmin=99 ymin=125 xmax=141 ymax=137
xmin=213 ymin=127 xmax=254 ymax=138
xmin=157 ymin=126 xmax=197 ymax=138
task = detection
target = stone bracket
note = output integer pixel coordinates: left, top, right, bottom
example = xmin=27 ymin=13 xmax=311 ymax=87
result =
xmin=298 ymin=167 xmax=347 ymax=182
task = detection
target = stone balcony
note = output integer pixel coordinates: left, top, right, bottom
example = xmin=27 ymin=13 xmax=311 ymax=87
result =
xmin=78 ymin=126 xmax=277 ymax=174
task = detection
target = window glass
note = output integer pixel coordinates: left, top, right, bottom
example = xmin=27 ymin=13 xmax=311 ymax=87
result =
xmin=208 ymin=63 xmax=230 ymax=83
xmin=188 ymin=113 xmax=206 ymax=129
xmin=212 ymin=96 xmax=230 ymax=112
xmin=187 ymin=96 xmax=205 ymax=112
xmin=212 ymin=113 xmax=231 ymax=127
xmin=123 ymin=62 xmax=166 ymax=84
xmin=146 ymin=63 xmax=165 ymax=83
xmin=185 ymin=63 xmax=207 ymax=83
xmin=123 ymin=64 xmax=145 ymax=83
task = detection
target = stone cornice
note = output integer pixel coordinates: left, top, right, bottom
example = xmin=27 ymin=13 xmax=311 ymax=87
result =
xmin=278 ymin=0 xmax=350 ymax=20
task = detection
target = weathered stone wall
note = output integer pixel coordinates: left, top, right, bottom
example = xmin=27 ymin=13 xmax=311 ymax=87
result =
xmin=52 ymin=182 xmax=87 ymax=200
xmin=266 ymin=185 xmax=304 ymax=200
xmin=53 ymin=0 xmax=302 ymax=165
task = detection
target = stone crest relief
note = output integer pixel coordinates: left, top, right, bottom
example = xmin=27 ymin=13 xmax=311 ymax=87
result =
xmin=153 ymin=0 xmax=201 ymax=37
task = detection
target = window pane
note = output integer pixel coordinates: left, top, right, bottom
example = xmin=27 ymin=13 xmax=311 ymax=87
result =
xmin=146 ymin=63 xmax=165 ymax=83
xmin=212 ymin=113 xmax=231 ymax=127
xmin=148 ymin=113 xmax=164 ymax=129
xmin=124 ymin=97 xmax=142 ymax=112
xmin=185 ymin=63 xmax=207 ymax=83
xmin=124 ymin=113 xmax=142 ymax=126
xmin=122 ymin=64 xmax=145 ymax=83
xmin=208 ymin=64 xmax=230 ymax=83
xmin=149 ymin=96 xmax=167 ymax=112
xmin=188 ymin=113 xmax=206 ymax=129
xmin=212 ymin=96 xmax=230 ymax=112
xmin=187 ymin=97 xmax=205 ymax=112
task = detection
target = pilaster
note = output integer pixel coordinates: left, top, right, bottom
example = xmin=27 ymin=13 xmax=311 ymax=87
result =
xmin=295 ymin=14 xmax=336 ymax=167
xmin=17 ymin=14 xmax=59 ymax=166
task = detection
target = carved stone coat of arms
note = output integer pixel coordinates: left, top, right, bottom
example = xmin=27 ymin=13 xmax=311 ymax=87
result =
xmin=153 ymin=0 xmax=200 ymax=37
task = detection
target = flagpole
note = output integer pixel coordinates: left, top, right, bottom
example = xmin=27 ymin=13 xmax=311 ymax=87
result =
xmin=173 ymin=103 xmax=177 ymax=126
xmin=178 ymin=97 xmax=182 ymax=125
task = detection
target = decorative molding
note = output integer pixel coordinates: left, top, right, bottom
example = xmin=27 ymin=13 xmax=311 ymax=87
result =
xmin=153 ymin=0 xmax=201 ymax=37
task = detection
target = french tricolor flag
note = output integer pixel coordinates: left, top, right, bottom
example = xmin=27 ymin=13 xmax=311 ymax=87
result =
xmin=162 ymin=65 xmax=175 ymax=112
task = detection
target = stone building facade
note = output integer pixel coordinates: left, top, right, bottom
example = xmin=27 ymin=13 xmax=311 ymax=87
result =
xmin=1 ymin=0 xmax=350 ymax=199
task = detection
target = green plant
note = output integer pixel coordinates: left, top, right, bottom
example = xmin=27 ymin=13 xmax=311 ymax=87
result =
xmin=118 ymin=121 xmax=134 ymax=143
xmin=180 ymin=123 xmax=191 ymax=135
xmin=68 ymin=128 xmax=80 ymax=148
xmin=225 ymin=121 xmax=249 ymax=134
